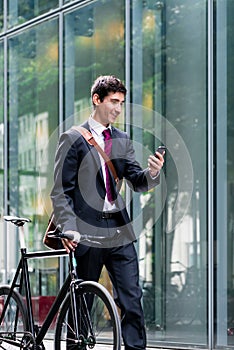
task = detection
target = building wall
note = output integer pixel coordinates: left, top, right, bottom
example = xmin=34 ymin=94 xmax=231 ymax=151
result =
xmin=0 ymin=0 xmax=233 ymax=348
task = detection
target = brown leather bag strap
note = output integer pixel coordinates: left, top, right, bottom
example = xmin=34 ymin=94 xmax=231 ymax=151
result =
xmin=72 ymin=126 xmax=119 ymax=184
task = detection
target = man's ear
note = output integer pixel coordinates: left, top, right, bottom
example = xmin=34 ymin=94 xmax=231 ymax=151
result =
xmin=92 ymin=93 xmax=101 ymax=106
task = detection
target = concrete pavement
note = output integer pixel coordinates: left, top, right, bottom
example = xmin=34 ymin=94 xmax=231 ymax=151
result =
xmin=42 ymin=339 xmax=165 ymax=349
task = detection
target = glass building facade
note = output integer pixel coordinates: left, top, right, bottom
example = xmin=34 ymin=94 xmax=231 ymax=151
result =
xmin=0 ymin=0 xmax=234 ymax=348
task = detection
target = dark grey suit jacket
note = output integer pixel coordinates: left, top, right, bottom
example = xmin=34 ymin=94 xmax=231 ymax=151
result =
xmin=50 ymin=121 xmax=160 ymax=252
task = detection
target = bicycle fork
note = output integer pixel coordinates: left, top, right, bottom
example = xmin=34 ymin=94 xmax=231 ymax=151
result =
xmin=69 ymin=252 xmax=95 ymax=347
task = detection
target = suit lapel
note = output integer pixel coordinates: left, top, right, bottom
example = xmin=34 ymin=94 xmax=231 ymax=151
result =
xmin=80 ymin=121 xmax=105 ymax=185
xmin=110 ymin=127 xmax=118 ymax=159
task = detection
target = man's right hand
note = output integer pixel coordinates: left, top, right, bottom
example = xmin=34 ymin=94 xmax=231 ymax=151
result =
xmin=62 ymin=230 xmax=80 ymax=253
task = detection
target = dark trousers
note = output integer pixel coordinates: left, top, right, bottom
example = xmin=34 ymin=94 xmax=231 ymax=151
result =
xmin=75 ymin=243 xmax=146 ymax=350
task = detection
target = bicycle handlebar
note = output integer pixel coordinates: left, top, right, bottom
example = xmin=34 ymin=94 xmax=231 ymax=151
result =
xmin=47 ymin=229 xmax=104 ymax=245
xmin=3 ymin=215 xmax=105 ymax=246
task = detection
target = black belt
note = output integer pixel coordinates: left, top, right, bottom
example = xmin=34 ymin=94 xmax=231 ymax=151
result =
xmin=97 ymin=211 xmax=121 ymax=220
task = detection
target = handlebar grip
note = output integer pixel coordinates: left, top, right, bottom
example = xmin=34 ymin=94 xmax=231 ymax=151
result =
xmin=47 ymin=230 xmax=103 ymax=246
xmin=63 ymin=232 xmax=81 ymax=242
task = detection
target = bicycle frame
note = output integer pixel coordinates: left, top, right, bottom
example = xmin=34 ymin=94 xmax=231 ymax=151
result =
xmin=1 ymin=216 xmax=122 ymax=350
xmin=0 ymin=247 xmax=74 ymax=347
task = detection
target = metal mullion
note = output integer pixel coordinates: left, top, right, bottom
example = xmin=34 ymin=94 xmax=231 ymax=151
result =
xmin=125 ymin=0 xmax=131 ymax=215
xmin=125 ymin=0 xmax=131 ymax=132
xmin=207 ymin=0 xmax=214 ymax=349
xmin=59 ymin=12 xmax=64 ymax=133
xmin=3 ymin=0 xmax=7 ymax=32
xmin=58 ymin=11 xmax=65 ymax=287
xmin=0 ymin=8 xmax=59 ymax=39
xmin=3 ymin=35 xmax=8 ymax=283
xmin=0 ymin=0 xmax=98 ymax=40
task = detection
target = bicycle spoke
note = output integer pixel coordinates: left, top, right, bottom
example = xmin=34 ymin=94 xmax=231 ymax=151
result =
xmin=0 ymin=287 xmax=28 ymax=350
xmin=55 ymin=281 xmax=121 ymax=350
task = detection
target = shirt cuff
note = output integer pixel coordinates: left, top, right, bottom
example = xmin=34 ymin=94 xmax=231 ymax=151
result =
xmin=149 ymin=169 xmax=160 ymax=180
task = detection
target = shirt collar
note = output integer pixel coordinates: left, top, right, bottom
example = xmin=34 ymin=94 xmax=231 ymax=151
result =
xmin=88 ymin=116 xmax=112 ymax=137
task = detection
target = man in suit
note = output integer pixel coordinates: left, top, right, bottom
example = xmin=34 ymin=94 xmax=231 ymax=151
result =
xmin=51 ymin=75 xmax=165 ymax=350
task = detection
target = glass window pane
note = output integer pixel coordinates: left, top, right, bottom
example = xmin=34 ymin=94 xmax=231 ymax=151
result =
xmin=131 ymin=1 xmax=207 ymax=346
xmin=8 ymin=0 xmax=58 ymax=28
xmin=64 ymin=0 xmax=125 ymax=128
xmin=0 ymin=40 xmax=3 ymax=216
xmin=0 ymin=1 xmax=3 ymax=32
xmin=216 ymin=0 xmax=234 ymax=347
xmin=0 ymin=40 xmax=4 ymax=284
xmin=63 ymin=0 xmax=83 ymax=4
xmin=8 ymin=19 xmax=59 ymax=253
xmin=162 ymin=0 xmax=207 ymax=343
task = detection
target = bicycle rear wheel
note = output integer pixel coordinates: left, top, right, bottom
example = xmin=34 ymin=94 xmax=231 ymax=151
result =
xmin=0 ymin=286 xmax=29 ymax=349
xmin=55 ymin=281 xmax=121 ymax=350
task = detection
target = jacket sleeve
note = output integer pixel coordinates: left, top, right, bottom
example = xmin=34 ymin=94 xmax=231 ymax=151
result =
xmin=122 ymin=134 xmax=160 ymax=192
xmin=50 ymin=132 xmax=80 ymax=232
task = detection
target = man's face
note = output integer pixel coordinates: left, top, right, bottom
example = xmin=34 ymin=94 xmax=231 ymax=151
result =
xmin=93 ymin=92 xmax=125 ymax=126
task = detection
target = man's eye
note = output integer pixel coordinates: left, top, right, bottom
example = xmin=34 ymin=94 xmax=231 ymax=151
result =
xmin=111 ymin=100 xmax=124 ymax=106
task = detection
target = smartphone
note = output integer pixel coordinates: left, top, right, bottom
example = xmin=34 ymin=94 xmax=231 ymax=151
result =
xmin=154 ymin=145 xmax=166 ymax=157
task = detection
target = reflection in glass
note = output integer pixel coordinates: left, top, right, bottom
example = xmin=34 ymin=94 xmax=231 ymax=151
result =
xmin=216 ymin=0 xmax=234 ymax=347
xmin=0 ymin=40 xmax=4 ymax=284
xmin=131 ymin=1 xmax=207 ymax=345
xmin=8 ymin=19 xmax=59 ymax=253
xmin=8 ymin=0 xmax=58 ymax=28
xmin=0 ymin=40 xmax=3 ymax=213
xmin=0 ymin=0 xmax=212 ymax=347
xmin=64 ymin=0 xmax=125 ymax=128
xmin=0 ymin=1 xmax=3 ymax=32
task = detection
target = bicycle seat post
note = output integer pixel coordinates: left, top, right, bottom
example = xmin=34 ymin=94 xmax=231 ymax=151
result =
xmin=4 ymin=216 xmax=30 ymax=249
xmin=19 ymin=225 xmax=26 ymax=249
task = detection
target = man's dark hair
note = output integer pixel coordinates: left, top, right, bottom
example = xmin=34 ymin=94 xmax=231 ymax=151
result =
xmin=91 ymin=75 xmax=127 ymax=104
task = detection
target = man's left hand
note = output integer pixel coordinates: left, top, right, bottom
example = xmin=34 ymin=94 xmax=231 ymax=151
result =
xmin=148 ymin=151 xmax=165 ymax=178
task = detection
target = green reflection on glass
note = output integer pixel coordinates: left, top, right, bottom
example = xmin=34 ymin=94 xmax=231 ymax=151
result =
xmin=0 ymin=41 xmax=3 ymax=217
xmin=8 ymin=0 xmax=59 ymax=28
xmin=131 ymin=0 xmax=207 ymax=345
xmin=8 ymin=19 xmax=59 ymax=251
xmin=0 ymin=1 xmax=3 ymax=32
xmin=64 ymin=0 xmax=125 ymax=128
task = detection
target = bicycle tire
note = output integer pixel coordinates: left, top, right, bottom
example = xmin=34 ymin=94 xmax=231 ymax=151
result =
xmin=0 ymin=285 xmax=29 ymax=349
xmin=55 ymin=280 xmax=121 ymax=350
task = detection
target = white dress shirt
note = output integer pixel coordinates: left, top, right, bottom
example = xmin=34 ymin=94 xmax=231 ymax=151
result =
xmin=88 ymin=116 xmax=116 ymax=212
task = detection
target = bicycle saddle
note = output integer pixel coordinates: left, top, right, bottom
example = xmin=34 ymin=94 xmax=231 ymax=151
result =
xmin=3 ymin=215 xmax=31 ymax=226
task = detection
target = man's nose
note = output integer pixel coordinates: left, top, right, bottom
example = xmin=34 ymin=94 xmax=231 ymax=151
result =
xmin=115 ymin=103 xmax=122 ymax=113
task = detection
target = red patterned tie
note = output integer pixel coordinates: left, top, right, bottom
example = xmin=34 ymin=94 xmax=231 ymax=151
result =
xmin=102 ymin=129 xmax=113 ymax=202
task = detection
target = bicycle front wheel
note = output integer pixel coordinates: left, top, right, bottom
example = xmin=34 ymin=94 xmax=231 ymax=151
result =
xmin=55 ymin=281 xmax=121 ymax=350
xmin=0 ymin=286 xmax=28 ymax=349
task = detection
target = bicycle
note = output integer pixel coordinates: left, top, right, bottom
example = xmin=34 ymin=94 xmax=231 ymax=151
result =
xmin=0 ymin=216 xmax=121 ymax=350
